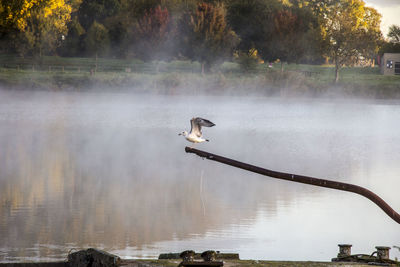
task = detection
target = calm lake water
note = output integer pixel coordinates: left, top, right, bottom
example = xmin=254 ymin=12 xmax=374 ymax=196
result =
xmin=0 ymin=90 xmax=399 ymax=262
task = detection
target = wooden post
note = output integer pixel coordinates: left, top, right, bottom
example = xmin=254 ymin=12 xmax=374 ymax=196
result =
xmin=185 ymin=147 xmax=400 ymax=224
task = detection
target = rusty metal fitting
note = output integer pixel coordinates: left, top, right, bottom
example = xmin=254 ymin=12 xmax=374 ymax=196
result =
xmin=180 ymin=250 xmax=195 ymax=262
xmin=375 ymin=246 xmax=390 ymax=260
xmin=201 ymin=250 xmax=216 ymax=262
xmin=337 ymin=244 xmax=352 ymax=257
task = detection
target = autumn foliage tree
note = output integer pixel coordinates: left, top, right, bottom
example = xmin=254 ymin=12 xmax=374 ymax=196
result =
xmin=133 ymin=5 xmax=172 ymax=61
xmin=0 ymin=0 xmax=386 ymax=71
xmin=0 ymin=0 xmax=72 ymax=57
xmin=269 ymin=9 xmax=302 ymax=69
xmin=178 ymin=2 xmax=239 ymax=74
xmin=357 ymin=7 xmax=383 ymax=66
xmin=272 ymin=7 xmax=324 ymax=69
xmin=321 ymin=0 xmax=382 ymax=82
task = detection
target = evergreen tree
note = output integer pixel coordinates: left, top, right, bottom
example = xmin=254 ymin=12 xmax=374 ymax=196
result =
xmin=0 ymin=0 xmax=72 ymax=56
xmin=78 ymin=0 xmax=121 ymax=30
xmin=227 ymin=0 xmax=281 ymax=54
xmin=84 ymin=20 xmax=110 ymax=58
xmin=380 ymin=25 xmax=400 ymax=55
xmin=388 ymin=25 xmax=400 ymax=43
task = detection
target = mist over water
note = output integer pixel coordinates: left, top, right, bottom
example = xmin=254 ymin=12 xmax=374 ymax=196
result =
xmin=0 ymin=90 xmax=399 ymax=262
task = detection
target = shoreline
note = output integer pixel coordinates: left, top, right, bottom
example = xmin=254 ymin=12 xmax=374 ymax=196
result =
xmin=1 ymin=67 xmax=400 ymax=99
xmin=1 ymin=248 xmax=398 ymax=267
xmin=0 ymin=259 xmax=394 ymax=267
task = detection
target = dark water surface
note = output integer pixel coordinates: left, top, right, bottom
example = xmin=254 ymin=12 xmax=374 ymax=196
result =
xmin=0 ymin=91 xmax=399 ymax=262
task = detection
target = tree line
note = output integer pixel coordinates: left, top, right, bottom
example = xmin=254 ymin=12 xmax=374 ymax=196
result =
xmin=1 ymin=0 xmax=400 ymax=80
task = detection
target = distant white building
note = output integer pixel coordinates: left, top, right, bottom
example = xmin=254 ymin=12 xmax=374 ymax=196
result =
xmin=381 ymin=53 xmax=400 ymax=75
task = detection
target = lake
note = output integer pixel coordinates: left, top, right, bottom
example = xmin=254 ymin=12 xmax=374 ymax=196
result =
xmin=0 ymin=90 xmax=399 ymax=262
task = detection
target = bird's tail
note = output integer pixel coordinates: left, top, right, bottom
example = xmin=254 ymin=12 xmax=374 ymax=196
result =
xmin=206 ymin=139 xmax=209 ymax=142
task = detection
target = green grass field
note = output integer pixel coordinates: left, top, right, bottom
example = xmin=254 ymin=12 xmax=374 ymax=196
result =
xmin=0 ymin=55 xmax=399 ymax=97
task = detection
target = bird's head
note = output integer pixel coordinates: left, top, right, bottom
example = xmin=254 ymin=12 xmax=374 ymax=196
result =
xmin=178 ymin=131 xmax=188 ymax=137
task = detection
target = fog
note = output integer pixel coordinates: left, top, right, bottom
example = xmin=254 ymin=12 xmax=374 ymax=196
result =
xmin=0 ymin=89 xmax=399 ymax=262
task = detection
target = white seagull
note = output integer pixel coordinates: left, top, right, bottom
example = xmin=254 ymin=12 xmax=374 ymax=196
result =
xmin=179 ymin=117 xmax=215 ymax=144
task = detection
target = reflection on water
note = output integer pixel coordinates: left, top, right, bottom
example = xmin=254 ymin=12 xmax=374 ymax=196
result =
xmin=0 ymin=91 xmax=399 ymax=262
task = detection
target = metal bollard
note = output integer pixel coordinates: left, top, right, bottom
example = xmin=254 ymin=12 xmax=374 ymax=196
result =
xmin=201 ymin=250 xmax=216 ymax=262
xmin=337 ymin=244 xmax=352 ymax=258
xmin=180 ymin=250 xmax=195 ymax=262
xmin=375 ymin=246 xmax=390 ymax=260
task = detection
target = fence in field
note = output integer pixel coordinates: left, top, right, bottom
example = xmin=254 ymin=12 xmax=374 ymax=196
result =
xmin=0 ymin=55 xmax=322 ymax=76
xmin=0 ymin=59 xmax=200 ymax=74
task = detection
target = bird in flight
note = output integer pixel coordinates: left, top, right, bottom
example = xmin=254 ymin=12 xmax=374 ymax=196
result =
xmin=179 ymin=117 xmax=215 ymax=144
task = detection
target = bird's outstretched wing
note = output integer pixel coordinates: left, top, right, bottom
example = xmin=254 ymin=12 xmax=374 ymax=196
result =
xmin=190 ymin=117 xmax=215 ymax=137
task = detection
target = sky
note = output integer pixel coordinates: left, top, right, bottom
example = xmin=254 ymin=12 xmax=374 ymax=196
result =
xmin=364 ymin=0 xmax=400 ymax=37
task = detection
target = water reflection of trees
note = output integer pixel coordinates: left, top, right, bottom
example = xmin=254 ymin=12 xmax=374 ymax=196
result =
xmin=0 ymin=105 xmax=394 ymax=260
xmin=1 ymin=113 xmax=376 ymax=261
xmin=1 ymin=123 xmax=299 ymax=260
xmin=2 ymin=94 xmax=400 ymax=262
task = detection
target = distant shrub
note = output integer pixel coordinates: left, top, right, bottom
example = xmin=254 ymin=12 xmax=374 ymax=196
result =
xmin=157 ymin=73 xmax=180 ymax=89
xmin=261 ymin=70 xmax=313 ymax=96
xmin=218 ymin=62 xmax=240 ymax=72
xmin=236 ymin=49 xmax=259 ymax=72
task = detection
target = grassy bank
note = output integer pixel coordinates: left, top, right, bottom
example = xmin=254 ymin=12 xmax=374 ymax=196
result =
xmin=0 ymin=55 xmax=399 ymax=98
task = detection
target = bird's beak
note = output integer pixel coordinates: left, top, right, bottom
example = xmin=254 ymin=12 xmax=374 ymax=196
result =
xmin=178 ymin=133 xmax=182 ymax=136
